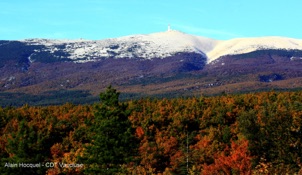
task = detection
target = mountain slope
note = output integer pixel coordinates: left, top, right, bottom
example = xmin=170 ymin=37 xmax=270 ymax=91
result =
xmin=21 ymin=32 xmax=302 ymax=64
xmin=23 ymin=30 xmax=218 ymax=63
xmin=207 ymin=36 xmax=302 ymax=62
xmin=1 ymin=31 xmax=302 ymax=106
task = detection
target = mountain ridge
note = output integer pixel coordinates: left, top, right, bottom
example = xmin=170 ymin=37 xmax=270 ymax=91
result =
xmin=1 ymin=30 xmax=302 ymax=106
xmin=17 ymin=30 xmax=302 ymax=64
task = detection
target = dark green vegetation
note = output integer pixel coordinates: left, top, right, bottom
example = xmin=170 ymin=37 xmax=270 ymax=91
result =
xmin=0 ymin=41 xmax=72 ymax=67
xmin=1 ymin=87 xmax=302 ymax=107
xmin=0 ymin=90 xmax=98 ymax=107
xmin=80 ymin=86 xmax=137 ymax=174
xmin=0 ymin=87 xmax=301 ymax=174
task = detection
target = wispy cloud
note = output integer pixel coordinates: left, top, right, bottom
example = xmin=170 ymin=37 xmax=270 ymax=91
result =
xmin=173 ymin=24 xmax=242 ymax=39
xmin=149 ymin=17 xmax=241 ymax=39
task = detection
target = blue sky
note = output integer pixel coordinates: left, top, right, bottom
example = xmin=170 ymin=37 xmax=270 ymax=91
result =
xmin=0 ymin=0 xmax=301 ymax=40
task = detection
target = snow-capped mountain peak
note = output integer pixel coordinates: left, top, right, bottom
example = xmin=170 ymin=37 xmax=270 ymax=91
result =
xmin=21 ymin=32 xmax=302 ymax=64
xmin=117 ymin=30 xmax=219 ymax=57
xmin=22 ymin=30 xmax=218 ymax=63
xmin=207 ymin=36 xmax=302 ymax=63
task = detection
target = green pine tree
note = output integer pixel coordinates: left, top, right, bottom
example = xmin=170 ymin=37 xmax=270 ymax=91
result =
xmin=0 ymin=119 xmax=48 ymax=175
xmin=81 ymin=86 xmax=137 ymax=174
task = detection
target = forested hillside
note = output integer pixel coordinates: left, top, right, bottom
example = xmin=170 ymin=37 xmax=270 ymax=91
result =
xmin=0 ymin=88 xmax=301 ymax=174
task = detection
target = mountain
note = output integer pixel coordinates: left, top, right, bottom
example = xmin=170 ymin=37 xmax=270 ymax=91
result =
xmin=1 ymin=30 xmax=302 ymax=106
xmin=207 ymin=36 xmax=302 ymax=62
xmin=21 ymin=30 xmax=217 ymax=63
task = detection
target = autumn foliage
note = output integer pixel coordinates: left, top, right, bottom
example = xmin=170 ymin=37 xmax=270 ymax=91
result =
xmin=0 ymin=90 xmax=301 ymax=174
xmin=202 ymin=140 xmax=252 ymax=175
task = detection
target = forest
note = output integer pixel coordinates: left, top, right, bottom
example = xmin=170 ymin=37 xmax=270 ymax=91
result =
xmin=0 ymin=86 xmax=301 ymax=174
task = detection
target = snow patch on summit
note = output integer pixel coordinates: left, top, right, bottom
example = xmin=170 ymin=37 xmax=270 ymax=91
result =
xmin=207 ymin=36 xmax=302 ymax=63
xmin=21 ymin=33 xmax=302 ymax=64
xmin=98 ymin=30 xmax=218 ymax=59
xmin=22 ymin=31 xmax=218 ymax=63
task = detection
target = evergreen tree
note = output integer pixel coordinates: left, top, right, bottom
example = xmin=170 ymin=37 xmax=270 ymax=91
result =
xmin=0 ymin=119 xmax=48 ymax=175
xmin=81 ymin=86 xmax=136 ymax=174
